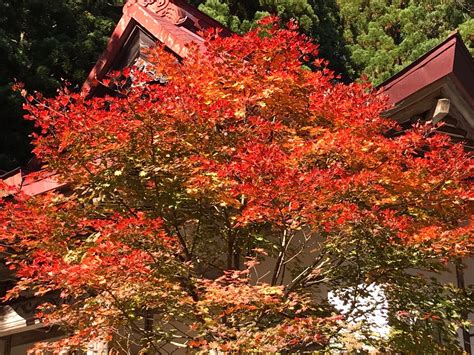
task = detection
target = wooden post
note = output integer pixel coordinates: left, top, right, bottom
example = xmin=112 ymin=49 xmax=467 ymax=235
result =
xmin=1 ymin=336 xmax=12 ymax=355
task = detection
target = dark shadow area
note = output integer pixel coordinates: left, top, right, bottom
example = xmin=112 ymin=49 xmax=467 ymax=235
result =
xmin=0 ymin=0 xmax=122 ymax=172
xmin=309 ymin=0 xmax=354 ymax=82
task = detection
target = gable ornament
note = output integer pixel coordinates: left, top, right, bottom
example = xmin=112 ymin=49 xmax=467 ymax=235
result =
xmin=126 ymin=0 xmax=188 ymax=25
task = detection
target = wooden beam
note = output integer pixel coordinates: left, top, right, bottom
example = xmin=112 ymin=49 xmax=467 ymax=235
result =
xmin=432 ymin=98 xmax=450 ymax=124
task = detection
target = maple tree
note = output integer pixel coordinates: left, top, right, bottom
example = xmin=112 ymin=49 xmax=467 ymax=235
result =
xmin=1 ymin=18 xmax=473 ymax=353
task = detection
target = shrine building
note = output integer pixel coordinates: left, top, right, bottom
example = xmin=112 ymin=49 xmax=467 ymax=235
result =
xmin=0 ymin=0 xmax=472 ymax=353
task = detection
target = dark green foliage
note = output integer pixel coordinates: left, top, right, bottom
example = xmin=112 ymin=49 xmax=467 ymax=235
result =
xmin=196 ymin=0 xmax=473 ymax=84
xmin=337 ymin=0 xmax=473 ymax=84
xmin=196 ymin=0 xmax=354 ymax=80
xmin=0 ymin=0 xmax=121 ymax=171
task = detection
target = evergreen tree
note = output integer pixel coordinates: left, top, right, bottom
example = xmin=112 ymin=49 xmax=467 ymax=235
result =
xmin=337 ymin=0 xmax=473 ymax=84
xmin=197 ymin=0 xmax=353 ymax=80
xmin=0 ymin=0 xmax=121 ymax=171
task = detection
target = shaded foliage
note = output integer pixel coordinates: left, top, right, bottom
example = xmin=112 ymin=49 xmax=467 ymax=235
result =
xmin=0 ymin=0 xmax=121 ymax=171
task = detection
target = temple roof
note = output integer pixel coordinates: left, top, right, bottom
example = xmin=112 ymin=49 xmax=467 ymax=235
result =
xmin=378 ymin=32 xmax=474 ymax=147
xmin=82 ymin=0 xmax=230 ymax=97
xmin=0 ymin=158 xmax=65 ymax=197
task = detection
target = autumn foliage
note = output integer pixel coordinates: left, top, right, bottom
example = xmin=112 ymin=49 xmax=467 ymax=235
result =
xmin=1 ymin=18 xmax=473 ymax=352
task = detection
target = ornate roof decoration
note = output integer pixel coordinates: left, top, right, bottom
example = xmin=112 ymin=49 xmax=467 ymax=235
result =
xmin=126 ymin=0 xmax=187 ymax=25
